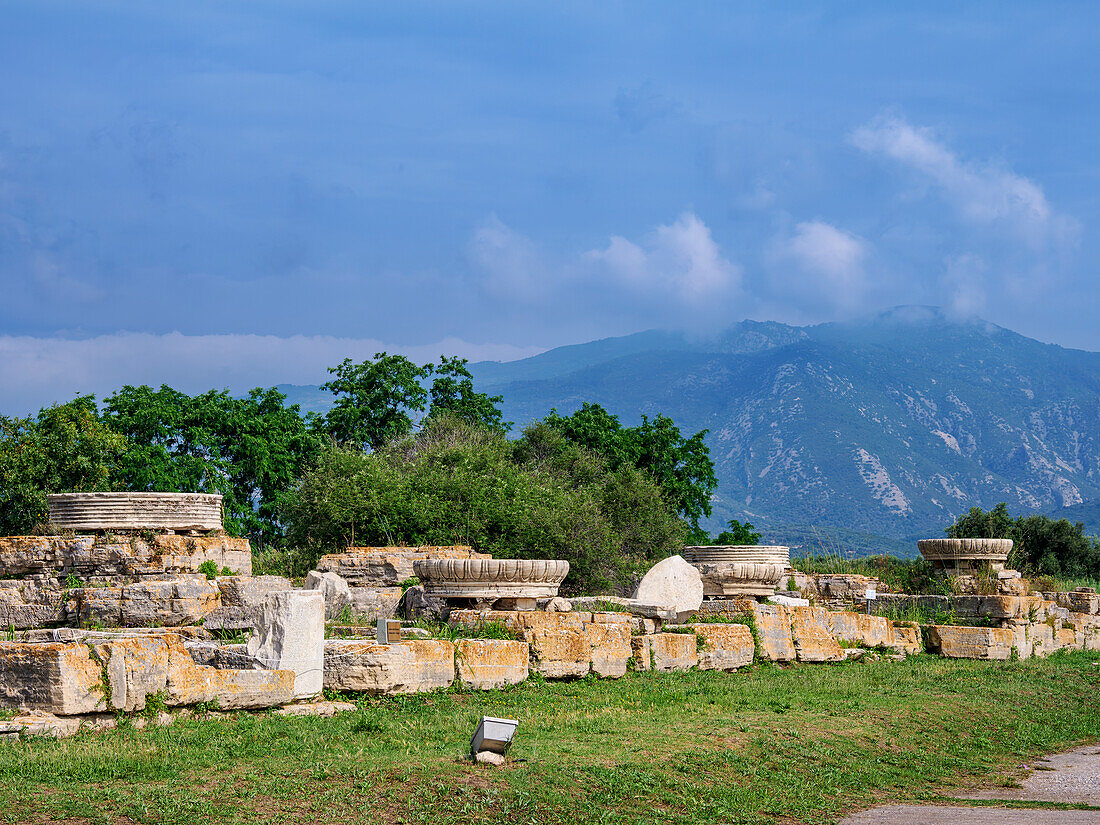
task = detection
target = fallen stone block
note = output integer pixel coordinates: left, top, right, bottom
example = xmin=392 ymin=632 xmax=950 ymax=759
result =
xmin=165 ymin=642 xmax=294 ymax=709
xmin=790 ymin=606 xmax=844 ymax=663
xmin=248 ymin=591 xmax=325 ymax=700
xmin=633 ymin=555 xmax=703 ymax=622
xmin=693 ymin=623 xmax=754 ymax=671
xmin=455 ymin=639 xmax=529 ymax=689
xmin=926 ymin=625 xmax=1015 ymax=660
xmin=304 ymin=570 xmax=351 ymax=620
xmin=348 ymin=586 xmax=404 ymax=621
xmin=887 ymin=622 xmax=923 ymax=655
xmin=273 ymin=700 xmax=356 ymax=717
xmin=750 ymin=603 xmax=796 ymax=662
xmin=324 ymin=639 xmax=455 ymax=694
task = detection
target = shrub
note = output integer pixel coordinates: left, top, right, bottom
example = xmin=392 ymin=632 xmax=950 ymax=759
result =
xmin=282 ymin=415 xmax=685 ymax=594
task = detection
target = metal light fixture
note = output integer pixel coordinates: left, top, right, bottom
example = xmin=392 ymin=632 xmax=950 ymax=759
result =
xmin=470 ymin=716 xmax=518 ymax=758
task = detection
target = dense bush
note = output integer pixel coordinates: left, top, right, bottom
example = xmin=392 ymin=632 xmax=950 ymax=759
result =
xmin=947 ymin=503 xmax=1100 ymax=581
xmin=283 ymin=416 xmax=685 ymax=593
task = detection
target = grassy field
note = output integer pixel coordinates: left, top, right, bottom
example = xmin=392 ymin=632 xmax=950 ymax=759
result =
xmin=3 ymin=651 xmax=1099 ymax=825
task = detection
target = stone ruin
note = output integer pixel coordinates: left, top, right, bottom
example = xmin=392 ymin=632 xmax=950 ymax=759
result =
xmin=682 ymin=544 xmax=790 ymax=599
xmin=2 ymin=498 xmax=1100 ymax=742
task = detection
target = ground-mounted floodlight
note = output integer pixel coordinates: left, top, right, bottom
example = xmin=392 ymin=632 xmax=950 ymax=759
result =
xmin=470 ymin=716 xmax=518 ymax=758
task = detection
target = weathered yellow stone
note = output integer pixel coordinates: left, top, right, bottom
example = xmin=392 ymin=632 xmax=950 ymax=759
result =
xmin=693 ymin=623 xmax=754 ymax=671
xmin=750 ymin=604 xmax=796 ymax=662
xmin=583 ymin=620 xmax=632 ymax=678
xmin=0 ymin=641 xmax=105 ymax=715
xmin=927 ymin=625 xmax=1015 ymax=660
xmin=455 ymin=639 xmax=529 ymax=689
xmin=888 ymin=622 xmax=923 ymax=655
xmin=1055 ymin=627 xmax=1081 ymax=651
xmin=790 ymin=606 xmax=844 ymax=663
xmin=826 ymin=611 xmax=891 ymax=648
xmin=633 ymin=633 xmax=696 ymax=672
xmin=324 ymin=639 xmax=455 ymax=694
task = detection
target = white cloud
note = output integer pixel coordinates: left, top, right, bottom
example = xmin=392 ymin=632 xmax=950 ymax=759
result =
xmin=767 ymin=220 xmax=871 ymax=313
xmin=851 ymin=116 xmax=1077 ymax=250
xmin=467 ymin=214 xmax=546 ymax=301
xmin=584 ymin=212 xmax=741 ymax=302
xmin=940 ymin=253 xmax=988 ymax=318
xmin=0 ymin=333 xmax=544 ymax=416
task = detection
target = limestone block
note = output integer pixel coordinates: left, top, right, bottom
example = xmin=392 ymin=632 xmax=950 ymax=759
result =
xmin=0 ymin=581 xmax=65 ymax=629
xmin=630 ymin=637 xmax=652 ymax=671
xmin=790 ymin=606 xmax=844 ymax=663
xmin=695 ymin=598 xmax=757 ymax=624
xmin=633 ymin=555 xmax=703 ymax=620
xmin=317 ymin=546 xmax=489 ymax=587
xmin=455 ymin=639 xmax=529 ymax=689
xmin=217 ymin=576 xmax=293 ymax=607
xmin=887 ymin=622 xmax=923 ymax=655
xmin=0 ymin=641 xmax=106 ymax=715
xmin=926 ymin=625 xmax=1015 ymax=660
xmin=323 ymin=640 xmax=455 ymax=694
xmin=693 ymin=623 xmax=754 ymax=671
xmin=69 ymin=579 xmax=219 ymax=628
xmin=826 ymin=611 xmax=891 ymax=649
xmin=450 ymin=610 xmax=590 ymax=678
xmin=206 ymin=575 xmax=293 ymax=630
xmin=641 ymin=633 xmax=697 ymax=672
xmin=751 ymin=604 xmax=796 ymax=662
xmin=248 ymin=591 xmax=325 ymax=700
xmin=348 ymin=587 xmax=403 ymax=621
xmin=92 ymin=635 xmax=173 ymax=712
xmin=305 ymin=570 xmax=351 ymax=620
xmin=583 ymin=619 xmax=632 ymax=678
xmin=1055 ymin=627 xmax=1081 ymax=651
xmin=164 ymin=643 xmax=294 ymax=709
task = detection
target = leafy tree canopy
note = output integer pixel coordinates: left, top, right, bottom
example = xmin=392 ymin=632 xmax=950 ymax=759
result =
xmin=947 ymin=503 xmax=1100 ymax=581
xmin=0 ymin=397 xmax=127 ymax=535
xmin=713 ymin=519 xmax=761 ymax=545
xmin=103 ymin=385 xmax=323 ymax=544
xmin=283 ymin=415 xmax=685 ymax=593
xmin=320 ymin=353 xmax=509 ymax=449
xmin=538 ymin=402 xmax=717 ymax=526
xmin=426 ymin=356 xmax=511 ymax=433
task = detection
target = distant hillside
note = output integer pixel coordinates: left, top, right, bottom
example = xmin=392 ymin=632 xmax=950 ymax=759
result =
xmin=1046 ymin=499 xmax=1100 ymax=537
xmin=275 ymin=306 xmax=1100 ymax=553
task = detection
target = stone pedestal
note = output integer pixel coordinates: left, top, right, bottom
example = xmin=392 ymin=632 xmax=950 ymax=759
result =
xmin=46 ymin=492 xmax=224 ymax=533
xmin=682 ymin=545 xmax=790 ymax=598
xmin=413 ymin=559 xmax=569 ymax=608
xmin=918 ymin=538 xmax=1012 ymax=576
xmin=247 ymin=591 xmax=324 ymax=700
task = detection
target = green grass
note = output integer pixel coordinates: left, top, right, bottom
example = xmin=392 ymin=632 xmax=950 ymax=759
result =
xmin=2 ymin=652 xmax=1098 ymax=824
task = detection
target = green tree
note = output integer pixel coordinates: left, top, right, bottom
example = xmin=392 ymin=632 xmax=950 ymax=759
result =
xmin=538 ymin=403 xmax=717 ymax=527
xmin=0 ymin=397 xmax=127 ymax=534
xmin=713 ymin=519 xmax=761 ymax=545
xmin=283 ymin=415 xmax=685 ymax=592
xmin=103 ymin=385 xmax=322 ymax=544
xmin=320 ymin=353 xmax=430 ymax=449
xmin=946 ymin=503 xmax=1100 ymax=581
xmin=426 ymin=356 xmax=510 ymax=432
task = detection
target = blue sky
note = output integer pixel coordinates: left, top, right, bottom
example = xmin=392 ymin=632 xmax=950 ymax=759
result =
xmin=2 ymin=2 xmax=1099 ymax=412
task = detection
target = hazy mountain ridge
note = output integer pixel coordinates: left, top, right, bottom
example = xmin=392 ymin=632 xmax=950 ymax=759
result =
xmin=279 ymin=307 xmax=1100 ymax=546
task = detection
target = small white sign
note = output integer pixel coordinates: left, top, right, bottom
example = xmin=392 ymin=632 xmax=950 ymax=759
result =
xmin=865 ymin=588 xmax=877 ymax=600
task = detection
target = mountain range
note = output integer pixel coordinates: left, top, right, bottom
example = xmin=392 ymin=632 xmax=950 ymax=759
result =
xmin=279 ymin=306 xmax=1100 ymax=556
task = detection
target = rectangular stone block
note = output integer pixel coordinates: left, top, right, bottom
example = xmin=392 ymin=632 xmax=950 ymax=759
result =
xmin=751 ymin=604 xmax=796 ymax=662
xmin=347 ymin=587 xmax=403 ymax=621
xmin=887 ymin=622 xmax=924 ymax=655
xmin=1055 ymin=627 xmax=1081 ymax=651
xmin=0 ymin=641 xmax=106 ymax=715
xmin=324 ymin=639 xmax=455 ymax=694
xmin=70 ymin=579 xmax=220 ymax=628
xmin=248 ymin=591 xmax=325 ymax=700
xmin=826 ymin=611 xmax=891 ymax=649
xmin=635 ymin=633 xmax=696 ymax=672
xmin=583 ymin=619 xmax=632 ymax=678
xmin=165 ymin=642 xmax=294 ymax=709
xmin=927 ymin=625 xmax=1016 ymax=660
xmin=455 ymin=639 xmax=529 ymax=689
xmin=693 ymin=623 xmax=754 ymax=671
xmin=790 ymin=606 xmax=845 ymax=663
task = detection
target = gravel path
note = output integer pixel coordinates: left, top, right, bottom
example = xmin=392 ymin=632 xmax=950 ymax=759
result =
xmin=839 ymin=744 xmax=1100 ymax=824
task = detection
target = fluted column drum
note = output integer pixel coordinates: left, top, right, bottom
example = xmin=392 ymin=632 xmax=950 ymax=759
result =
xmin=46 ymin=492 xmax=224 ymax=532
